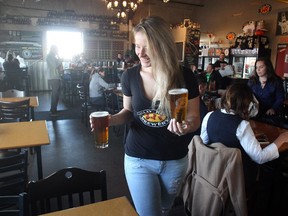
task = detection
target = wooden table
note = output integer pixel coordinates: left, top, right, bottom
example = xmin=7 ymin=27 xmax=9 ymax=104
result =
xmin=40 ymin=196 xmax=138 ymax=216
xmin=0 ymin=96 xmax=39 ymax=120
xmin=0 ymin=120 xmax=50 ymax=179
xmin=250 ymin=120 xmax=287 ymax=143
xmin=250 ymin=119 xmax=288 ymax=152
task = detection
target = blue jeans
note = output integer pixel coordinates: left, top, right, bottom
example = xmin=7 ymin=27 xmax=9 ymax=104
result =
xmin=124 ymin=154 xmax=188 ymax=216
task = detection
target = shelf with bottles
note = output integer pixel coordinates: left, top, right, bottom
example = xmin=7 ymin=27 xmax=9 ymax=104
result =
xmin=1 ymin=10 xmax=128 ymax=38
xmin=46 ymin=11 xmax=117 ymax=24
xmin=86 ymin=30 xmax=128 ymax=39
xmin=37 ymin=18 xmax=75 ymax=26
xmin=84 ymin=39 xmax=125 ymax=61
xmin=0 ymin=16 xmax=31 ymax=25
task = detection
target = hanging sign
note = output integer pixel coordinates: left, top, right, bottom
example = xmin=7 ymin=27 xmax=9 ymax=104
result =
xmin=258 ymin=4 xmax=272 ymax=14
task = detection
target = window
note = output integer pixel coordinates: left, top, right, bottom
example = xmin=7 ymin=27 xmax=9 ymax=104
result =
xmin=46 ymin=30 xmax=83 ymax=60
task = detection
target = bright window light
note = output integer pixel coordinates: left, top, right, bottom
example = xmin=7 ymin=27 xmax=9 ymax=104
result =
xmin=46 ymin=30 xmax=83 ymax=60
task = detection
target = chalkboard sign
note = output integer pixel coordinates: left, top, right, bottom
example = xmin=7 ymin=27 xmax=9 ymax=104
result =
xmin=175 ymin=42 xmax=184 ymax=62
xmin=184 ymin=28 xmax=200 ymax=67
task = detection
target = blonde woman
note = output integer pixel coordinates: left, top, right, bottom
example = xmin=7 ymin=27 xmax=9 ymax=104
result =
xmin=91 ymin=16 xmax=200 ymax=216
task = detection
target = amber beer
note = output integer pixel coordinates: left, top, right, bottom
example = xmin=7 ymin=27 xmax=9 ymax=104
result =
xmin=169 ymin=88 xmax=188 ymax=123
xmin=90 ymin=111 xmax=109 ymax=148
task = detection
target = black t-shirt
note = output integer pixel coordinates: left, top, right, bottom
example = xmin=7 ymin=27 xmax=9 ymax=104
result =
xmin=121 ymin=64 xmax=199 ymax=160
xmin=213 ymin=60 xmax=228 ymax=68
xmin=3 ymin=61 xmax=21 ymax=74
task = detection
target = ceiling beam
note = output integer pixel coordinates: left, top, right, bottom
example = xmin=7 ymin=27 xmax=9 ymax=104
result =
xmin=169 ymin=0 xmax=204 ymax=7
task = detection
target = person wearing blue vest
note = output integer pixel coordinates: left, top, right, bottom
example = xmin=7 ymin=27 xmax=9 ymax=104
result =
xmin=200 ymin=83 xmax=288 ymax=215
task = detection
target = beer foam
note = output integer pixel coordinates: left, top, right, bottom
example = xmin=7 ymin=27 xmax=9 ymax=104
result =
xmin=90 ymin=111 xmax=109 ymax=117
xmin=168 ymin=88 xmax=188 ymax=95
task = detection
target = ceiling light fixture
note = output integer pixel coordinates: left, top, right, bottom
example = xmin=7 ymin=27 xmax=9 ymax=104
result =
xmin=104 ymin=0 xmax=143 ymax=19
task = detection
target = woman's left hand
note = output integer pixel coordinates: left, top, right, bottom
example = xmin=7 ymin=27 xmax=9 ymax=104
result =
xmin=167 ymin=118 xmax=189 ymax=136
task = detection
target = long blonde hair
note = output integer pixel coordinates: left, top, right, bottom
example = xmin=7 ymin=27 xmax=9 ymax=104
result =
xmin=133 ymin=16 xmax=184 ymax=117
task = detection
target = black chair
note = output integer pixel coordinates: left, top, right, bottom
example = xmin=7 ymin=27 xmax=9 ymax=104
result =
xmin=28 ymin=167 xmax=107 ymax=215
xmin=61 ymin=70 xmax=83 ymax=106
xmin=76 ymin=83 xmax=105 ymax=127
xmin=0 ymin=192 xmax=28 ymax=216
xmin=104 ymin=89 xmax=118 ymax=115
xmin=112 ymin=91 xmax=124 ymax=136
xmin=0 ymin=98 xmax=30 ymax=122
xmin=0 ymin=150 xmax=28 ymax=196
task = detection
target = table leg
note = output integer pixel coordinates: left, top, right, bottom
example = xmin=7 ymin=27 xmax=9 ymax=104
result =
xmin=31 ymin=107 xmax=35 ymax=120
xmin=35 ymin=146 xmax=43 ymax=179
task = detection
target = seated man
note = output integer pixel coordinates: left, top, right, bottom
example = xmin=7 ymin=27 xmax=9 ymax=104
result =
xmin=205 ymin=63 xmax=224 ymax=91
xmin=89 ymin=67 xmax=111 ymax=108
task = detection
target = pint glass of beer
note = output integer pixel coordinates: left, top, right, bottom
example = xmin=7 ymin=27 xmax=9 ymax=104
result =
xmin=168 ymin=88 xmax=188 ymax=123
xmin=90 ymin=111 xmax=109 ymax=149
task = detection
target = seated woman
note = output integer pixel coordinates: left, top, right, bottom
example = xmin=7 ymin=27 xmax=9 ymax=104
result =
xmin=89 ymin=67 xmax=110 ymax=107
xmin=200 ymin=83 xmax=288 ymax=214
xmin=248 ymin=57 xmax=285 ymax=123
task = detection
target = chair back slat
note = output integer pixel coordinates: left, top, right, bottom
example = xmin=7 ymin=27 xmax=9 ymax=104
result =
xmin=0 ymin=192 xmax=28 ymax=216
xmin=0 ymin=99 xmax=30 ymax=122
xmin=28 ymin=167 xmax=107 ymax=215
xmin=79 ymin=193 xmax=84 ymax=206
xmin=89 ymin=191 xmax=95 ymax=203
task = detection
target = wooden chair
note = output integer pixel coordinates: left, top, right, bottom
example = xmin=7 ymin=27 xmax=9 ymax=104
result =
xmin=0 ymin=98 xmax=30 ymax=122
xmin=28 ymin=167 xmax=107 ymax=215
xmin=0 ymin=192 xmax=28 ymax=216
xmin=0 ymin=150 xmax=28 ymax=196
xmin=1 ymin=89 xmax=25 ymax=98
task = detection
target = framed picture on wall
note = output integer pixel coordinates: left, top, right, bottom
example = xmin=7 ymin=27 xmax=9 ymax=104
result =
xmin=275 ymin=44 xmax=288 ymax=77
xmin=276 ymin=11 xmax=288 ymax=35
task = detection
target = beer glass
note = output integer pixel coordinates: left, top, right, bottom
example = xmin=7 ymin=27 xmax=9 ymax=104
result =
xmin=90 ymin=111 xmax=109 ymax=149
xmin=168 ymin=88 xmax=188 ymax=123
